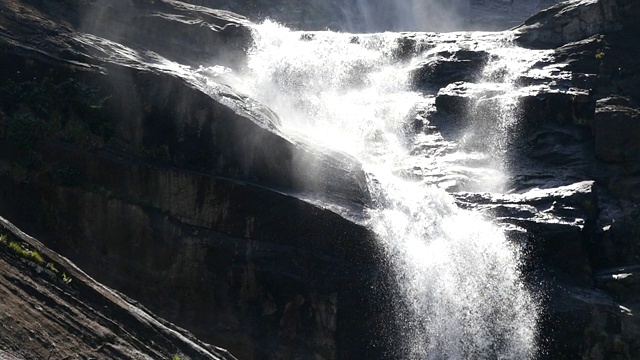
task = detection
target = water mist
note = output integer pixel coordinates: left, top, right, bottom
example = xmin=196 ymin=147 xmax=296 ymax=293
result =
xmin=348 ymin=0 xmax=469 ymax=32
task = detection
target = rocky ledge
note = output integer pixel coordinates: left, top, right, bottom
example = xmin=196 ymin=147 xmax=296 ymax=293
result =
xmin=0 ymin=216 xmax=236 ymax=360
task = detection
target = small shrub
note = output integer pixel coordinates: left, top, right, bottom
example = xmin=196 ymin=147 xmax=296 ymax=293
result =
xmin=5 ymin=239 xmax=45 ymax=265
xmin=47 ymin=262 xmax=58 ymax=273
xmin=62 ymin=272 xmax=72 ymax=285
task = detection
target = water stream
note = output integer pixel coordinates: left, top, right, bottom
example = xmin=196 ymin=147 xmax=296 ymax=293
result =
xmin=211 ymin=21 xmax=549 ymax=359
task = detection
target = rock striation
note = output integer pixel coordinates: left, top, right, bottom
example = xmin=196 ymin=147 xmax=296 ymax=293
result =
xmin=0 ymin=215 xmax=236 ymax=360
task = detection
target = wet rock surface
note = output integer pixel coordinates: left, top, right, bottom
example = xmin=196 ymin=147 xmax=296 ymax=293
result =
xmin=1 ymin=0 xmax=640 ymax=359
xmin=400 ymin=0 xmax=640 ymax=357
xmin=410 ymin=50 xmax=490 ymax=91
xmin=0 ymin=0 xmax=379 ymax=359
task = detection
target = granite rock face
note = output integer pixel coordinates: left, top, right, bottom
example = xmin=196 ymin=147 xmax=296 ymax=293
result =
xmin=514 ymin=0 xmax=640 ymax=48
xmin=2 ymin=0 xmax=640 ymax=359
xmin=411 ymin=50 xmax=490 ymax=92
xmin=0 ymin=216 xmax=237 ymax=360
xmin=0 ymin=0 xmax=379 ymax=359
xmin=398 ymin=0 xmax=640 ymax=357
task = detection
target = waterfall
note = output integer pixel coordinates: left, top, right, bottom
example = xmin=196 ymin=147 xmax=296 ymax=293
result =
xmin=214 ymin=21 xmax=546 ymax=358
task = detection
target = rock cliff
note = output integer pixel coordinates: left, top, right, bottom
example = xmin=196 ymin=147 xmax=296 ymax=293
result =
xmin=415 ymin=0 xmax=640 ymax=358
xmin=0 ymin=0 xmax=379 ymax=359
xmin=1 ymin=0 xmax=640 ymax=359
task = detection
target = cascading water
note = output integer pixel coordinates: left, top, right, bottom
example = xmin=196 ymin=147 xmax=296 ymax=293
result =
xmin=208 ymin=21 xmax=550 ymax=358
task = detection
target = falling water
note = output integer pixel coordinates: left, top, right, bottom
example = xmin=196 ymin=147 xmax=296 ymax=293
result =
xmin=211 ymin=21 xmax=549 ymax=358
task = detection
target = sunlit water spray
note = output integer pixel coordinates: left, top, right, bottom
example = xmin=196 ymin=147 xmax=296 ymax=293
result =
xmin=213 ymin=21 xmax=547 ymax=358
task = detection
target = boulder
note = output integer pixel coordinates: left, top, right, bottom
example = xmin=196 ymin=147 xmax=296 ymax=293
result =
xmin=410 ymin=50 xmax=490 ymax=92
xmin=434 ymin=81 xmax=506 ymax=116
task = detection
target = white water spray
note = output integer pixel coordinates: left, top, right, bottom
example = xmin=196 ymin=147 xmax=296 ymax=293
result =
xmin=218 ymin=21 xmax=546 ymax=358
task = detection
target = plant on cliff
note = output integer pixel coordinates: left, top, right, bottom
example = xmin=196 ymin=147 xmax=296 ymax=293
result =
xmin=0 ymin=232 xmax=45 ymax=265
xmin=1 ymin=231 xmax=73 ymax=285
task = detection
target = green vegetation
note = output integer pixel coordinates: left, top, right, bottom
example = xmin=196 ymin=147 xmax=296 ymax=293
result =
xmin=0 ymin=76 xmax=112 ymax=182
xmin=0 ymin=232 xmax=45 ymax=265
xmin=1 ymin=231 xmax=72 ymax=285
xmin=6 ymin=113 xmax=48 ymax=152
xmin=47 ymin=262 xmax=58 ymax=273
xmin=62 ymin=272 xmax=72 ymax=285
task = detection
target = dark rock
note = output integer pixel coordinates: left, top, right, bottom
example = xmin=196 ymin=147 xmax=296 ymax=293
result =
xmin=591 ymin=188 xmax=640 ymax=268
xmin=596 ymin=265 xmax=640 ymax=302
xmin=455 ymin=181 xmax=597 ymax=284
xmin=185 ymin=0 xmax=561 ymax=32
xmin=434 ymin=81 xmax=503 ymax=116
xmin=0 ymin=1 xmax=378 ymax=359
xmin=410 ymin=50 xmax=490 ymax=91
xmin=518 ymin=85 xmax=594 ymax=126
xmin=514 ymin=0 xmax=640 ymax=49
xmin=15 ymin=0 xmax=253 ymax=67
xmin=541 ymin=285 xmax=640 ymax=360
xmin=0 ymin=0 xmax=371 ymax=210
xmin=0 ymin=216 xmax=236 ymax=360
xmin=593 ymin=99 xmax=640 ymax=163
xmin=550 ymin=35 xmax=604 ymax=74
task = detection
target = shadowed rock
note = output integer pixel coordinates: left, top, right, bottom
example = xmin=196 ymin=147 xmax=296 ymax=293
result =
xmin=594 ymin=99 xmax=640 ymax=163
xmin=0 ymin=216 xmax=237 ymax=360
xmin=455 ymin=181 xmax=596 ymax=284
xmin=0 ymin=0 xmax=379 ymax=359
xmin=514 ymin=0 xmax=640 ymax=48
xmin=410 ymin=50 xmax=490 ymax=92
